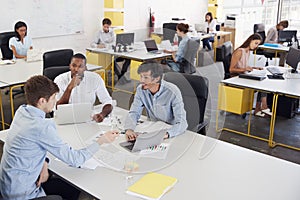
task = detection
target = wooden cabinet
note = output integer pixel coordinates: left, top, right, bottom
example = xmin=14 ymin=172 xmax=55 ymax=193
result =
xmin=221 ymin=27 xmax=236 ymax=49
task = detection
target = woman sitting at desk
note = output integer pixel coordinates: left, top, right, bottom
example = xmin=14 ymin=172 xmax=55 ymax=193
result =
xmin=230 ymin=33 xmax=271 ymax=117
xmin=202 ymin=12 xmax=216 ymax=51
xmin=164 ymin=23 xmax=190 ymax=72
xmin=9 ymin=21 xmax=33 ymax=59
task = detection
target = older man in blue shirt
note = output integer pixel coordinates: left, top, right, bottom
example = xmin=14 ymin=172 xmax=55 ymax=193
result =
xmin=124 ymin=61 xmax=188 ymax=141
xmin=0 ymin=75 xmax=118 ymax=200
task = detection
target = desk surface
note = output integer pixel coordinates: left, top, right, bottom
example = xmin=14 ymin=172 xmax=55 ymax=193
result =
xmin=0 ymin=59 xmax=43 ymax=86
xmin=222 ymin=75 xmax=300 ymax=97
xmin=86 ymin=44 xmax=171 ymax=62
xmin=2 ymin=106 xmax=299 ymax=200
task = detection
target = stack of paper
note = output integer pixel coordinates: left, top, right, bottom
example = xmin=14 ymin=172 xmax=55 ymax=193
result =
xmin=127 ymin=172 xmax=177 ymax=200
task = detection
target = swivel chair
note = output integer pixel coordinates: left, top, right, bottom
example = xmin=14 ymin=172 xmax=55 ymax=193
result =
xmin=162 ymin=23 xmax=178 ymax=43
xmin=253 ymin=23 xmax=275 ymax=66
xmin=164 ymin=72 xmax=209 ymax=135
xmin=178 ymin=39 xmax=200 ymax=74
xmin=43 ymin=49 xmax=73 ymax=81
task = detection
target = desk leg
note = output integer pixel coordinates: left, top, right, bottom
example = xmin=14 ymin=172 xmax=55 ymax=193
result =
xmin=268 ymin=93 xmax=279 ymax=147
xmin=275 ymin=51 xmax=278 ymax=66
xmin=0 ymin=90 xmax=5 ymax=130
xmin=111 ymin=56 xmax=115 ymax=91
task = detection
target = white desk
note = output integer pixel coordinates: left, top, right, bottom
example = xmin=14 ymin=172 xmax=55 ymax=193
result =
xmin=219 ymin=75 xmax=300 ymax=150
xmin=1 ymin=114 xmax=299 ymax=200
xmin=256 ymin=44 xmax=290 ymax=66
xmin=0 ymin=59 xmax=43 ymax=86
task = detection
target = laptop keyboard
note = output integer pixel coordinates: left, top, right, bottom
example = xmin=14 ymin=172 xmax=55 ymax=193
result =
xmin=267 ymin=67 xmax=283 ymax=75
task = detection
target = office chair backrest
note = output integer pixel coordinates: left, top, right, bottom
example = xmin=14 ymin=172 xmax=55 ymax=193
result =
xmin=0 ymin=31 xmax=15 ymax=60
xmin=164 ymin=72 xmax=209 ymax=135
xmin=43 ymin=49 xmax=73 ymax=69
xmin=253 ymin=23 xmax=265 ymax=33
xmin=43 ymin=66 xmax=70 ymax=81
xmin=221 ymin=41 xmax=233 ymax=79
xmin=179 ymin=39 xmax=200 ymax=74
xmin=162 ymin=23 xmax=178 ymax=43
xmin=286 ymin=47 xmax=300 ymax=70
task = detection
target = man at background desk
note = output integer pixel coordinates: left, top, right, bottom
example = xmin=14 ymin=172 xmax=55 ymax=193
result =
xmin=91 ymin=18 xmax=131 ymax=80
xmin=124 ymin=61 xmax=188 ymax=141
xmin=54 ymin=53 xmax=112 ymax=122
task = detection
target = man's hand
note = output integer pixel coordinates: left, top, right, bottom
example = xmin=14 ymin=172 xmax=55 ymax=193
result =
xmin=93 ymin=113 xmax=104 ymax=122
xmin=246 ymin=67 xmax=253 ymax=72
xmin=125 ymin=129 xmax=138 ymax=141
xmin=36 ymin=161 xmax=49 ymax=187
xmin=68 ymin=74 xmax=82 ymax=90
xmin=97 ymin=130 xmax=119 ymax=145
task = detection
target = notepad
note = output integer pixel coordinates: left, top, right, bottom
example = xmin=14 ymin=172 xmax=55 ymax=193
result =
xmin=126 ymin=172 xmax=177 ymax=200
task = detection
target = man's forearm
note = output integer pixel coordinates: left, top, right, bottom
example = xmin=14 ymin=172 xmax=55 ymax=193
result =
xmin=56 ymin=87 xmax=72 ymax=106
xmin=100 ymin=104 xmax=112 ymax=117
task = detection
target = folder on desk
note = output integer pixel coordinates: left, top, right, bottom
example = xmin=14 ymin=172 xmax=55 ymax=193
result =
xmin=126 ymin=172 xmax=177 ymax=200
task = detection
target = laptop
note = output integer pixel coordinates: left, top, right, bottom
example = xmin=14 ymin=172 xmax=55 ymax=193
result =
xmin=144 ymin=39 xmax=162 ymax=54
xmin=195 ymin=23 xmax=206 ymax=33
xmin=26 ymin=49 xmax=43 ymax=62
xmin=120 ymin=129 xmax=166 ymax=152
xmin=55 ymin=103 xmax=93 ymax=125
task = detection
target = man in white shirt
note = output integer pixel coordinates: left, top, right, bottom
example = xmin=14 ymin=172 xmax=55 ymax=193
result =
xmin=91 ymin=18 xmax=131 ymax=80
xmin=54 ymin=53 xmax=113 ymax=122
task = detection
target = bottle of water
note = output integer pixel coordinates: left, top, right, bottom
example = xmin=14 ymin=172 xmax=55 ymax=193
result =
xmin=173 ymin=33 xmax=178 ymax=46
xmin=110 ymin=100 xmax=118 ymax=130
xmin=292 ymin=36 xmax=298 ymax=49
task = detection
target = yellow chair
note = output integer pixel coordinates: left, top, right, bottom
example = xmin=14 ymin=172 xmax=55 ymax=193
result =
xmin=94 ymin=69 xmax=106 ymax=83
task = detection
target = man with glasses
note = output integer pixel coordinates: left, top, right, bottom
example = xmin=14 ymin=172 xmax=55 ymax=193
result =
xmin=124 ymin=61 xmax=188 ymax=141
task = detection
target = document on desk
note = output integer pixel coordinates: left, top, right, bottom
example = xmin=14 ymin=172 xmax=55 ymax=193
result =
xmin=139 ymin=143 xmax=170 ymax=159
xmin=134 ymin=121 xmax=171 ymax=133
xmin=247 ymin=69 xmax=267 ymax=76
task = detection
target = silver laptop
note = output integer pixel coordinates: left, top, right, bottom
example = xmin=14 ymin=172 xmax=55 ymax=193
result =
xmin=120 ymin=129 xmax=166 ymax=152
xmin=195 ymin=23 xmax=206 ymax=33
xmin=26 ymin=49 xmax=42 ymax=62
xmin=160 ymin=40 xmax=173 ymax=51
xmin=55 ymin=103 xmax=93 ymax=125
xmin=144 ymin=39 xmax=162 ymax=54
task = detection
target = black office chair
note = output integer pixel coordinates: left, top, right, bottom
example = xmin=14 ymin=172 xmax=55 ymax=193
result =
xmin=0 ymin=31 xmax=15 ymax=60
xmin=162 ymin=23 xmax=182 ymax=44
xmin=178 ymin=39 xmax=199 ymax=74
xmin=219 ymin=41 xmax=233 ymax=79
xmin=164 ymin=72 xmax=209 ymax=135
xmin=43 ymin=49 xmax=73 ymax=81
xmin=253 ymin=23 xmax=275 ymax=66
xmin=286 ymin=47 xmax=300 ymax=73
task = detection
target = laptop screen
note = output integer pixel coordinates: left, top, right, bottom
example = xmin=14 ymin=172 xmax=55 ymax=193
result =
xmin=144 ymin=40 xmax=158 ymax=52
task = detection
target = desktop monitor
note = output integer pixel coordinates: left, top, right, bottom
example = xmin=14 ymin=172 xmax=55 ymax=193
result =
xmin=116 ymin=33 xmax=134 ymax=46
xmin=286 ymin=47 xmax=300 ymax=73
xmin=278 ymin=30 xmax=297 ymax=45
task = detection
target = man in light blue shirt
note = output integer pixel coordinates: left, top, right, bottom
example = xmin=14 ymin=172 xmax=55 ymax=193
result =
xmin=0 ymin=75 xmax=118 ymax=200
xmin=124 ymin=61 xmax=187 ymax=141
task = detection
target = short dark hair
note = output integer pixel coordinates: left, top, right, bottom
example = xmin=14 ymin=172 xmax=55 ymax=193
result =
xmin=14 ymin=21 xmax=27 ymax=41
xmin=71 ymin=53 xmax=87 ymax=65
xmin=137 ymin=60 xmax=163 ymax=81
xmin=25 ymin=75 xmax=59 ymax=106
xmin=102 ymin=18 xmax=112 ymax=26
xmin=176 ymin=23 xmax=189 ymax=34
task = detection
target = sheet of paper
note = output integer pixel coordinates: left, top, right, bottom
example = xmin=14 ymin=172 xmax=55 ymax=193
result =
xmin=139 ymin=143 xmax=170 ymax=159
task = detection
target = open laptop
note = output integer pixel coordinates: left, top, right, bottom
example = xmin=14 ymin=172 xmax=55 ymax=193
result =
xmin=120 ymin=129 xmax=166 ymax=152
xmin=55 ymin=103 xmax=93 ymax=125
xmin=144 ymin=39 xmax=162 ymax=54
xmin=160 ymin=40 xmax=173 ymax=51
xmin=195 ymin=23 xmax=206 ymax=33
xmin=26 ymin=49 xmax=43 ymax=62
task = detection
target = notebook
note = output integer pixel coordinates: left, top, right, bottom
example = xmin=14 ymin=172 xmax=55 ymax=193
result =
xmin=26 ymin=49 xmax=43 ymax=62
xmin=55 ymin=103 xmax=93 ymax=125
xmin=144 ymin=40 xmax=162 ymax=54
xmin=160 ymin=40 xmax=173 ymax=51
xmin=120 ymin=129 xmax=166 ymax=152
xmin=127 ymin=172 xmax=177 ymax=200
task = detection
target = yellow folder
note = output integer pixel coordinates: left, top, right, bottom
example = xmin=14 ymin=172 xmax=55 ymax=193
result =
xmin=126 ymin=172 xmax=177 ymax=200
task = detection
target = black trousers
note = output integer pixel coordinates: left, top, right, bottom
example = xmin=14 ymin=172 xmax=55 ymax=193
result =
xmin=114 ymin=57 xmax=131 ymax=78
xmin=42 ymin=177 xmax=80 ymax=200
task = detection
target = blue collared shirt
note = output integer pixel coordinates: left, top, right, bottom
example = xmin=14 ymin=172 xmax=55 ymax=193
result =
xmin=175 ymin=35 xmax=189 ymax=62
xmin=124 ymin=80 xmax=188 ymax=137
xmin=0 ymin=105 xmax=100 ymax=200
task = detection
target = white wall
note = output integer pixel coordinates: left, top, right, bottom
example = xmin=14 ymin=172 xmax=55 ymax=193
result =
xmin=13 ymin=0 xmax=206 ymax=54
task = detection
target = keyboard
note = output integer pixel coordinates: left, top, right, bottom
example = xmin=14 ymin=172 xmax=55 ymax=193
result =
xmin=267 ymin=67 xmax=283 ymax=75
xmin=239 ymin=74 xmax=266 ymax=81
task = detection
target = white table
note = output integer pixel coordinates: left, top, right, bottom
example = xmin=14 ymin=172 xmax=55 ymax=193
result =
xmin=219 ymin=75 xmax=300 ymax=150
xmin=256 ymin=44 xmax=290 ymax=66
xmin=1 ymin=111 xmax=299 ymax=200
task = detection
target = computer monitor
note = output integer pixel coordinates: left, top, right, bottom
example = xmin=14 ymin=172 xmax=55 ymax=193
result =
xmin=278 ymin=30 xmax=297 ymax=46
xmin=286 ymin=47 xmax=300 ymax=73
xmin=116 ymin=33 xmax=134 ymax=46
